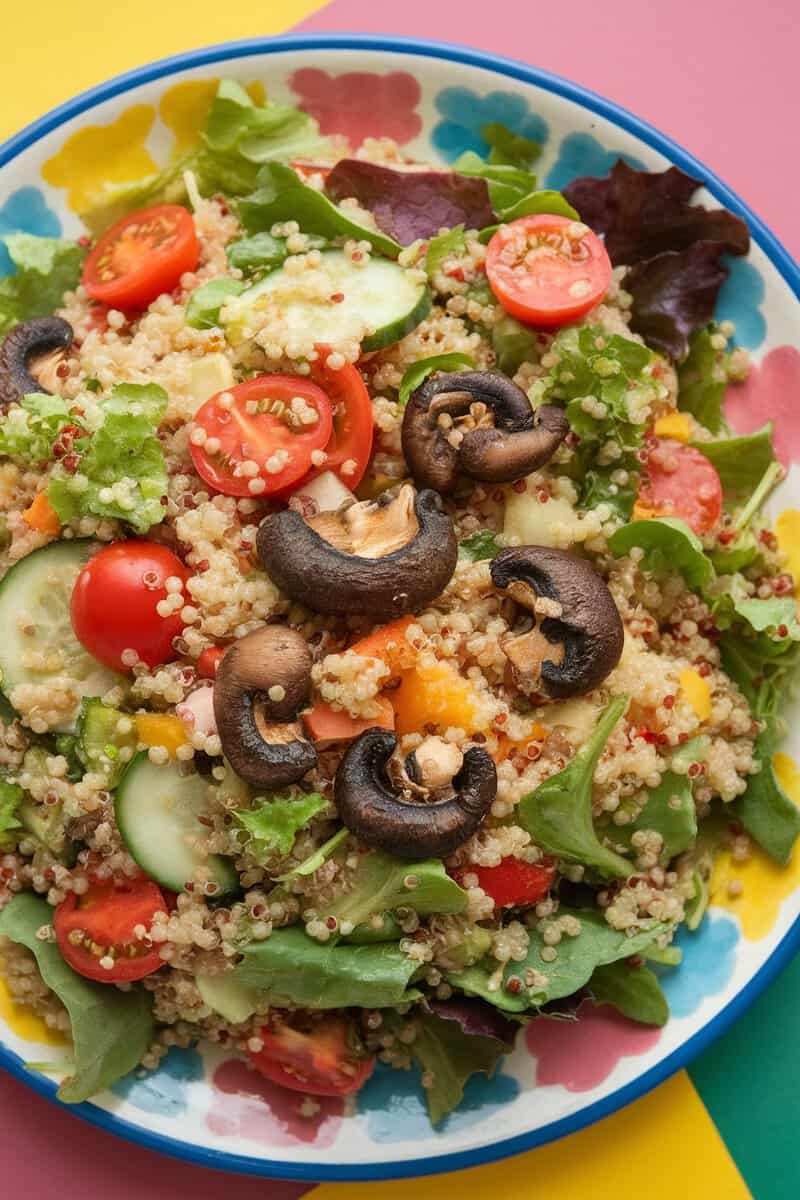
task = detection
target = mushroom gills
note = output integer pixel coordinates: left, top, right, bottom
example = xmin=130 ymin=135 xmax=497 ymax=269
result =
xmin=306 ymin=486 xmax=419 ymax=558
xmin=334 ymin=729 xmax=496 ymax=859
xmin=0 ymin=317 xmax=74 ymax=410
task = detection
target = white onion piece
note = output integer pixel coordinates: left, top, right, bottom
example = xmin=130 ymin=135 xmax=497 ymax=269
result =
xmin=177 ymin=684 xmax=217 ymax=735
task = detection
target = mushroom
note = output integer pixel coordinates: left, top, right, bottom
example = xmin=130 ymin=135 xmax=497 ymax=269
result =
xmin=256 ymin=483 xmax=458 ymax=620
xmin=491 ymin=546 xmax=624 ymax=699
xmin=213 ymin=625 xmax=317 ymax=789
xmin=401 ymin=370 xmax=568 ymax=494
xmin=334 ymin=728 xmax=497 ymax=858
xmin=0 ymin=317 xmax=73 ymax=410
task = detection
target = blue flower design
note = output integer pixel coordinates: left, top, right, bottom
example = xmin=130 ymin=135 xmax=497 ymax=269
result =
xmin=432 ymin=87 xmax=548 ymax=163
xmin=0 ymin=187 xmax=62 ymax=277
xmin=111 ymin=1046 xmax=204 ymax=1116
xmin=358 ymin=1060 xmax=519 ymax=1142
xmin=715 ymin=255 xmax=767 ymax=350
xmin=545 ymin=133 xmax=645 ymax=191
xmin=658 ymin=913 xmax=739 ymax=1018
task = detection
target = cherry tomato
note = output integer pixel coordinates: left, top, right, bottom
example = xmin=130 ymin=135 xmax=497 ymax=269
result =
xmin=309 ymin=352 xmax=374 ymax=489
xmin=486 ymin=213 xmax=612 ymax=328
xmin=71 ymin=541 xmax=189 ymax=671
xmin=190 ymin=375 xmax=333 ymax=497
xmin=82 ymin=205 xmax=199 ymax=311
xmin=54 ymin=877 xmax=168 ymax=983
xmin=248 ymin=1016 xmax=375 ymax=1097
xmin=455 ymin=856 xmax=556 ymax=909
xmin=638 ymin=440 xmax=723 ymax=535
xmin=197 ymin=645 xmax=226 ymax=679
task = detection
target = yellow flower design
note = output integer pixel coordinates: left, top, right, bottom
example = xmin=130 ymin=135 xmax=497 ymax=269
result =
xmin=711 ymin=752 xmax=800 ymax=939
xmin=0 ymin=974 xmax=68 ymax=1047
xmin=42 ymin=104 xmax=158 ymax=215
xmin=776 ymin=508 xmax=800 ymax=605
xmin=159 ymin=79 xmax=266 ymax=158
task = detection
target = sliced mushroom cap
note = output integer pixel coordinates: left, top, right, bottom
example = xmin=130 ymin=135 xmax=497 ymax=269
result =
xmin=257 ymin=484 xmax=458 ymax=620
xmin=491 ymin=546 xmax=624 ymax=699
xmin=334 ymin=728 xmax=497 ymax=858
xmin=401 ymin=370 xmax=568 ymax=494
xmin=213 ymin=625 xmax=317 ymax=789
xmin=0 ymin=317 xmax=73 ymax=410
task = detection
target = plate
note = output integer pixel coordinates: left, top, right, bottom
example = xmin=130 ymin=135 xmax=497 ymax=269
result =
xmin=1 ymin=33 xmax=799 ymax=1183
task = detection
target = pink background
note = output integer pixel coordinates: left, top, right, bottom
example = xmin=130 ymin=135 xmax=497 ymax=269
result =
xmin=2 ymin=2 xmax=798 ymax=1197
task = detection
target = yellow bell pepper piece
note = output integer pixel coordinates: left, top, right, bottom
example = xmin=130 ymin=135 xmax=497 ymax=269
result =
xmin=679 ymin=668 xmax=712 ymax=721
xmin=135 ymin=713 xmax=189 ymax=757
xmin=654 ymin=412 xmax=692 ymax=442
xmin=632 ymin=499 xmax=661 ymax=521
xmin=391 ymin=661 xmax=488 ymax=737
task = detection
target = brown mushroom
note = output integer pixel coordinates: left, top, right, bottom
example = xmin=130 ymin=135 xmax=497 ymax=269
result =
xmin=334 ymin=728 xmax=497 ymax=858
xmin=491 ymin=546 xmax=624 ymax=698
xmin=401 ymin=370 xmax=568 ymax=494
xmin=213 ymin=625 xmax=317 ymax=789
xmin=256 ymin=484 xmax=458 ymax=620
xmin=0 ymin=317 xmax=73 ymax=410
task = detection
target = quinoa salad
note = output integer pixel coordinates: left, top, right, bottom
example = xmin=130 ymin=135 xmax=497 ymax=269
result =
xmin=0 ymin=80 xmax=797 ymax=1124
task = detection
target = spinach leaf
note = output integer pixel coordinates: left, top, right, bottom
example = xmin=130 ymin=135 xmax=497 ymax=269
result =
xmin=677 ymin=327 xmax=728 ymax=432
xmin=398 ymin=352 xmax=475 ymax=405
xmin=491 ymin=314 xmax=538 ymax=376
xmin=234 ymin=926 xmax=419 ymax=1007
xmin=608 ymin=772 xmax=697 ymax=864
xmin=0 ymin=893 xmax=154 ymax=1103
xmin=482 ymin=122 xmax=542 ymax=170
xmin=608 ymin=517 xmax=714 ymax=591
xmin=691 ymin=425 xmax=776 ymax=504
xmin=185 ymin=277 xmax=245 ymax=329
xmin=684 ymin=870 xmax=710 ymax=931
xmin=238 ymin=162 xmax=401 ymax=259
xmin=0 ymin=234 xmax=85 ymax=336
xmin=452 ymin=147 xmax=577 ymax=237
xmin=518 ymin=696 xmax=631 ymax=878
xmin=318 ymin=852 xmax=467 ymax=928
xmin=478 ymin=191 xmax=579 ymax=242
xmin=0 ymin=778 xmax=23 ymax=848
xmin=448 ymin=909 xmax=667 ymax=1012
xmin=233 ymin=792 xmax=328 ymax=860
xmin=425 ymin=225 xmax=467 ymax=279
xmin=458 ymin=530 xmax=501 ymax=562
xmin=226 ymin=231 xmax=291 ymax=274
xmin=589 ymin=961 xmax=669 ymax=1026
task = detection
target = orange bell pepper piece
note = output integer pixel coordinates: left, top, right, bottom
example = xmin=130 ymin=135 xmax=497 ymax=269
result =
xmin=22 ymin=492 xmax=61 ymax=535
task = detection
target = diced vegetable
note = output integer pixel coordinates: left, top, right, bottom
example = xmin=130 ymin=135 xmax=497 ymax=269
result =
xmin=304 ymin=697 xmax=395 ymax=746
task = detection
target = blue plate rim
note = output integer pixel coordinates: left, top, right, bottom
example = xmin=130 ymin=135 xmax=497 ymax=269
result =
xmin=0 ymin=31 xmax=798 ymax=1184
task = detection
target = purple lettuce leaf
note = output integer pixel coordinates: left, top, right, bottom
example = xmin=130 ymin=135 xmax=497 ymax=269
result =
xmin=426 ymin=995 xmax=518 ymax=1047
xmin=325 ymin=159 xmax=495 ymax=245
xmin=562 ymin=161 xmax=749 ymax=266
xmin=625 ymin=241 xmax=730 ymax=360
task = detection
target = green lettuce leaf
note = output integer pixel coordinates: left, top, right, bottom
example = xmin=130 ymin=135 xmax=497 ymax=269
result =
xmin=233 ymin=792 xmax=328 ymax=860
xmin=677 ymin=327 xmax=729 ymax=432
xmin=0 ymin=778 xmax=23 ymax=848
xmin=608 ymin=773 xmax=697 ymax=864
xmin=234 ymin=926 xmax=420 ymax=1007
xmin=518 ymin=696 xmax=631 ymax=878
xmin=238 ymin=162 xmax=401 ymax=259
xmin=0 ymin=392 xmax=80 ymax=463
xmin=482 ymin=122 xmax=542 ymax=170
xmin=589 ymin=961 xmax=669 ymax=1026
xmin=398 ymin=352 xmax=475 ymax=405
xmin=491 ymin=314 xmax=538 ymax=376
xmin=608 ymin=517 xmax=714 ymax=591
xmin=185 ymin=277 xmax=246 ymax=329
xmin=448 ymin=909 xmax=667 ymax=1013
xmin=318 ymin=852 xmax=467 ymax=929
xmin=0 ymin=892 xmax=154 ymax=1102
xmin=691 ymin=425 xmax=776 ymax=505
xmin=458 ymin=530 xmax=501 ymax=562
xmin=0 ymin=234 xmax=85 ymax=335
xmin=48 ymin=383 xmax=168 ymax=534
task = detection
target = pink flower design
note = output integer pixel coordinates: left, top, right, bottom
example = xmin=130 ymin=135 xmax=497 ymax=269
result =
xmin=290 ymin=69 xmax=422 ymax=149
xmin=206 ymin=1059 xmax=344 ymax=1147
xmin=724 ymin=345 xmax=800 ymax=467
xmin=525 ymin=1000 xmax=662 ymax=1092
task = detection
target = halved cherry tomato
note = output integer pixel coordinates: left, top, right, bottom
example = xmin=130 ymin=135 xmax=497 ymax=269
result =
xmin=54 ymin=877 xmax=168 ymax=983
xmin=190 ymin=375 xmax=333 ymax=497
xmin=454 ymin=856 xmax=556 ymax=909
xmin=638 ymin=440 xmax=723 ymax=535
xmin=71 ymin=541 xmax=189 ymax=671
xmin=486 ymin=213 xmax=612 ymax=328
xmin=290 ymin=159 xmax=333 ymax=183
xmin=197 ymin=645 xmax=227 ymax=679
xmin=248 ymin=1016 xmax=375 ymax=1097
xmin=82 ymin=205 xmax=199 ymax=311
xmin=309 ymin=352 xmax=374 ymax=489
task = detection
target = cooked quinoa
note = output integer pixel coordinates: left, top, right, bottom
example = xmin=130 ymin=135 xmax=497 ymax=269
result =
xmin=0 ymin=80 xmax=797 ymax=1126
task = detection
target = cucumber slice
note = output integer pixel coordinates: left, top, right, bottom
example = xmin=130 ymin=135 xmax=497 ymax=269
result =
xmin=115 ymin=753 xmax=238 ymax=895
xmin=226 ymin=249 xmax=431 ymax=353
xmin=77 ymin=698 xmax=138 ymax=787
xmin=0 ymin=540 xmax=124 ymax=733
xmin=196 ymin=972 xmax=259 ymax=1023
